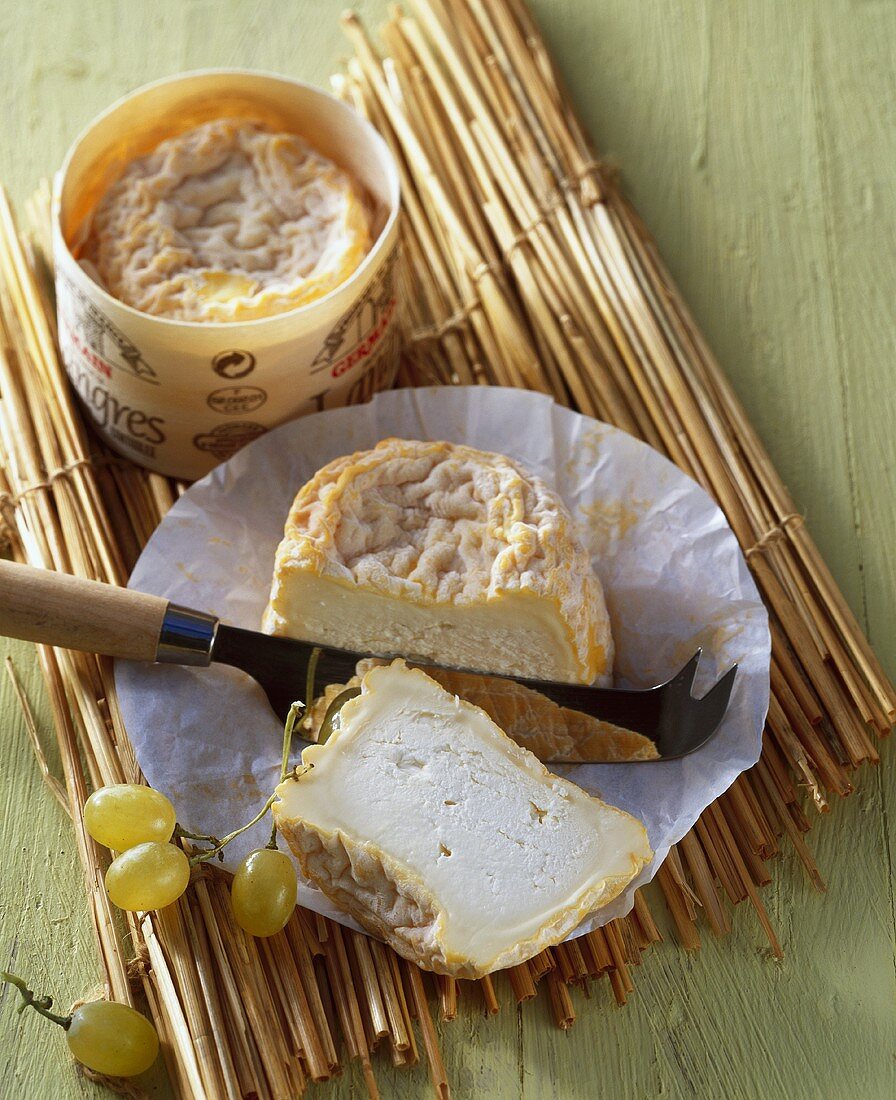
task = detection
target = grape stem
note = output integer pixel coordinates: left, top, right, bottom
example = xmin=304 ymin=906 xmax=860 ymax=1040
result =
xmin=1 ymin=972 xmax=71 ymax=1029
xmin=302 ymin=646 xmax=321 ymax=756
xmin=189 ymin=793 xmax=279 ymax=866
xmin=174 ymin=825 xmax=223 ymax=846
xmin=265 ymin=676 xmax=313 ymax=849
xmin=186 ymin=648 xmax=323 ymax=863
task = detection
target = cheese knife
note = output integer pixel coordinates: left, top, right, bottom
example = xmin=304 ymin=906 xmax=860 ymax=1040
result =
xmin=0 ymin=559 xmax=737 ymax=761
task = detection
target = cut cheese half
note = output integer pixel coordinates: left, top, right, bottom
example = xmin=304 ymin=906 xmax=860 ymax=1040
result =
xmin=274 ymin=661 xmax=652 ymax=977
xmin=263 ymin=438 xmax=613 ymax=684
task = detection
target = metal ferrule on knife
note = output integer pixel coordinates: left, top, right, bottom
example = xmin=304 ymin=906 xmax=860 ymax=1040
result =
xmin=156 ymin=605 xmax=218 ymax=666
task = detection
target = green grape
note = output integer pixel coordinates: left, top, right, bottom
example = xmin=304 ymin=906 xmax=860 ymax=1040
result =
xmin=66 ymin=1000 xmax=160 ymax=1077
xmin=105 ymin=841 xmax=190 ymax=911
xmin=1 ymin=971 xmax=159 ymax=1080
xmin=231 ymin=848 xmax=297 ymax=937
xmin=85 ymin=784 xmax=176 ymax=851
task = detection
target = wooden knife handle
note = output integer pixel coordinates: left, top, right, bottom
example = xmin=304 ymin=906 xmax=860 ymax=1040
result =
xmin=0 ymin=559 xmax=168 ymax=660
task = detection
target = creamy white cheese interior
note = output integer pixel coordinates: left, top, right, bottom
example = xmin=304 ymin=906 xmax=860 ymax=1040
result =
xmin=276 ymin=662 xmax=651 ymax=970
xmin=266 ymin=570 xmax=581 ymax=681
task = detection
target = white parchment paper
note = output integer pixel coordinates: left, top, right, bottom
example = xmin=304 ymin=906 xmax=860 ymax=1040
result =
xmin=117 ymin=386 xmax=770 ymax=936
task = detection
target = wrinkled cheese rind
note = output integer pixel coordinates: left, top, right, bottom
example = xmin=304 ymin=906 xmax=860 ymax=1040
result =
xmin=264 ymin=438 xmax=613 ymax=684
xmin=414 ymin=668 xmax=657 ymax=762
xmin=81 ymin=118 xmax=371 ymax=322
xmin=274 ymin=661 xmax=652 ymax=977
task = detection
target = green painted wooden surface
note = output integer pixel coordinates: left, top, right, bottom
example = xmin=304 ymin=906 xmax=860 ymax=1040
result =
xmin=1 ymin=1 xmax=894 ymax=1097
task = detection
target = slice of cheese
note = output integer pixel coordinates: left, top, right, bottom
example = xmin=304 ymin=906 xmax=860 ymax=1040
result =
xmin=263 ymin=438 xmax=613 ymax=685
xmin=274 ymin=661 xmax=652 ymax=978
xmin=81 ymin=118 xmax=371 ymax=322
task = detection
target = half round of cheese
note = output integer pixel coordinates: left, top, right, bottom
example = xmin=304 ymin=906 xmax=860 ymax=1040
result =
xmin=81 ymin=118 xmax=371 ymax=322
xmin=274 ymin=661 xmax=652 ymax=977
xmin=263 ymin=438 xmax=613 ymax=684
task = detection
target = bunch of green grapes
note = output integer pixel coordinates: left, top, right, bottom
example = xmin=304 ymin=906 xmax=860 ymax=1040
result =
xmin=7 ymin=691 xmax=325 ymax=1080
xmin=85 ymin=781 xmax=298 ymax=937
xmin=84 ymin=656 xmax=333 ymax=935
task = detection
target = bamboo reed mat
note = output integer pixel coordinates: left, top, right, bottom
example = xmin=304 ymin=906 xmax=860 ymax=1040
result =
xmin=0 ymin=1 xmax=893 ymax=1097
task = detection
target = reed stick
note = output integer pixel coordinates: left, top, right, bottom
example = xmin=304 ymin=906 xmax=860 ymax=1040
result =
xmin=478 ymin=975 xmax=500 ymax=1015
xmin=4 ymin=655 xmax=69 ymax=812
xmin=404 ymin=965 xmax=450 ymax=1100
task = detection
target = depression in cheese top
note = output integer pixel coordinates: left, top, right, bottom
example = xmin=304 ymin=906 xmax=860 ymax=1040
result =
xmin=274 ymin=662 xmax=652 ymax=976
xmin=80 ymin=118 xmax=372 ymax=322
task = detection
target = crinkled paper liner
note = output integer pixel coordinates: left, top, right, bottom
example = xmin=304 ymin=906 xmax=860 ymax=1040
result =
xmin=117 ymin=386 xmax=770 ymax=939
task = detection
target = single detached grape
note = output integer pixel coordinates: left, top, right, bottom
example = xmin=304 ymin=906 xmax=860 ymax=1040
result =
xmin=105 ymin=841 xmax=190 ymax=911
xmin=85 ymin=784 xmax=176 ymax=852
xmin=231 ymin=848 xmax=298 ymax=937
xmin=1 ymin=971 xmax=158 ymax=1079
xmin=66 ymin=1000 xmax=159 ymax=1077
